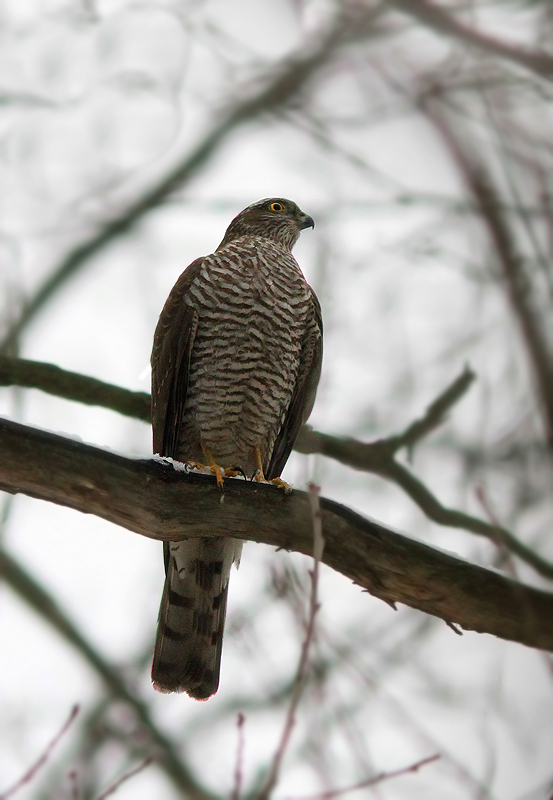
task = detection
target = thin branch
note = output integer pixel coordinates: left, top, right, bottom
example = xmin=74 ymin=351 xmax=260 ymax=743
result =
xmin=381 ymin=460 xmax=553 ymax=580
xmin=0 ymin=417 xmax=552 ymax=650
xmin=231 ymin=714 xmax=246 ymax=800
xmin=388 ymin=366 xmax=475 ymax=452
xmin=390 ymin=0 xmax=553 ymax=79
xmin=296 ymin=368 xmax=475 ymax=465
xmin=282 ymin=753 xmax=440 ymax=800
xmin=95 ymin=757 xmax=154 ymax=800
xmin=0 ymin=706 xmax=79 ymax=800
xmin=296 ymin=373 xmax=553 ymax=580
xmin=257 ymin=484 xmax=325 ymax=799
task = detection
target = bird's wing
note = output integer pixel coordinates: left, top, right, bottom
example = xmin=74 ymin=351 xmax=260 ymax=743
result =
xmin=266 ymin=290 xmax=323 ymax=479
xmin=151 ymin=257 xmax=204 ymax=459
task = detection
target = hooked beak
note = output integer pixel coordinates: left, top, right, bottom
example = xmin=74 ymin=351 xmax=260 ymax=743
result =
xmin=299 ymin=213 xmax=315 ymax=230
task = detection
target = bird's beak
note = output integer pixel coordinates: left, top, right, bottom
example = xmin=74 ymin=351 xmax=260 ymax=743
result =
xmin=299 ymin=214 xmax=315 ymax=230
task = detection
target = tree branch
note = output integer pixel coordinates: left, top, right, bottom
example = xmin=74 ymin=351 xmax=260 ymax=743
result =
xmin=1 ymin=416 xmax=552 ymax=651
xmin=391 ymin=0 xmax=553 ymax=79
xmin=3 ymin=356 xmax=552 ymax=578
xmin=0 ymin=356 xmax=150 ymax=421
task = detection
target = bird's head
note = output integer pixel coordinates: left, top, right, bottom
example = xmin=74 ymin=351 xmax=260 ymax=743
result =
xmin=217 ymin=198 xmax=314 ymax=251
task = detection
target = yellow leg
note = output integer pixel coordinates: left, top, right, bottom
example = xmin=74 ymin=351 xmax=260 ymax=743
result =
xmin=253 ymin=446 xmax=266 ymax=482
xmin=201 ymin=446 xmax=224 ymax=490
xmin=253 ymin=446 xmax=292 ymax=493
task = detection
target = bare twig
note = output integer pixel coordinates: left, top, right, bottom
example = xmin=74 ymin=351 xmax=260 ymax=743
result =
xmin=95 ymin=756 xmax=154 ymax=800
xmin=381 ymin=460 xmax=553 ymax=579
xmin=297 ymin=371 xmax=553 ymax=580
xmin=389 ymin=367 xmax=475 ymax=452
xmin=281 ymin=753 xmax=440 ymax=799
xmin=0 ymin=705 xmax=79 ymax=800
xmin=68 ymin=770 xmax=80 ymax=800
xmin=257 ymin=484 xmax=325 ymax=799
xmin=296 ymin=368 xmax=475 ymax=466
xmin=231 ymin=713 xmax=246 ymax=800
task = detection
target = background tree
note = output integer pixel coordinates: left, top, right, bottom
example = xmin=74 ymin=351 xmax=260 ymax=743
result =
xmin=0 ymin=1 xmax=552 ymax=798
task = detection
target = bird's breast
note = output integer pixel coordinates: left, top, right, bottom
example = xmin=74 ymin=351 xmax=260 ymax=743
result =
xmin=180 ymin=239 xmax=311 ymax=471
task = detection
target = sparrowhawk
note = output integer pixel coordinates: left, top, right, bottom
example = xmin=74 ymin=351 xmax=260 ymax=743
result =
xmin=150 ymin=198 xmax=322 ymax=699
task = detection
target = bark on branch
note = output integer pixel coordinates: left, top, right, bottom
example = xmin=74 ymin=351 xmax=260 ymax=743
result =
xmin=2 ymin=356 xmax=552 ymax=578
xmin=1 ymin=416 xmax=552 ymax=651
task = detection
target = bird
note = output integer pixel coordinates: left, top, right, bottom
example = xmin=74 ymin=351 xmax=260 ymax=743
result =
xmin=150 ymin=197 xmax=322 ymax=699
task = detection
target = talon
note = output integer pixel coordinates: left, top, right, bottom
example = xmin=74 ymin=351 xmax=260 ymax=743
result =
xmin=252 ymin=447 xmax=291 ymax=492
xmin=270 ymin=477 xmax=292 ymax=494
xmin=224 ymin=466 xmax=247 ymax=480
xmin=210 ymin=463 xmax=224 ymax=489
xmin=201 ymin=446 xmax=225 ymax=490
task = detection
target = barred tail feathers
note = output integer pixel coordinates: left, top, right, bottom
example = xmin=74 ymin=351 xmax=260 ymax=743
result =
xmin=152 ymin=537 xmax=242 ymax=700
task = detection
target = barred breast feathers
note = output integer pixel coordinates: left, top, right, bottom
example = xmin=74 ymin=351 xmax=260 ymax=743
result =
xmin=178 ymin=235 xmax=315 ymax=472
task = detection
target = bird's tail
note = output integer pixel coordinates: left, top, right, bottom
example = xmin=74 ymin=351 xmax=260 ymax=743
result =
xmin=152 ymin=536 xmax=242 ymax=700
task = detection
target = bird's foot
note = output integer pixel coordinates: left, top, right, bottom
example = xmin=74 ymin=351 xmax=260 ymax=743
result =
xmin=200 ymin=447 xmax=226 ymax=489
xmin=270 ymin=476 xmax=293 ymax=494
xmin=253 ymin=469 xmax=292 ymax=494
xmin=252 ymin=446 xmax=292 ymax=493
xmin=210 ymin=463 xmax=224 ymax=489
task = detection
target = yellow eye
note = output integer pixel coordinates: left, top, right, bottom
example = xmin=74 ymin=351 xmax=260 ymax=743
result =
xmin=269 ymin=202 xmax=285 ymax=212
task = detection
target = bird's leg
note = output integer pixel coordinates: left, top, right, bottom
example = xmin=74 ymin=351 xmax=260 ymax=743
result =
xmin=253 ymin=446 xmax=292 ymax=493
xmin=201 ymin=446 xmax=225 ymax=490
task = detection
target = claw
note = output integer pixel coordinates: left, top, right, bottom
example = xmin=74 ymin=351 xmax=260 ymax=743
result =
xmin=210 ymin=463 xmax=224 ymax=489
xmin=201 ymin=447 xmax=224 ymax=490
xmin=224 ymin=466 xmax=247 ymax=480
xmin=252 ymin=447 xmax=292 ymax=493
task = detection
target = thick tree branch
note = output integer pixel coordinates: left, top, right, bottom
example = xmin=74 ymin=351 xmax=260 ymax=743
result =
xmin=3 ymin=356 xmax=552 ymax=578
xmin=0 ymin=416 xmax=552 ymax=651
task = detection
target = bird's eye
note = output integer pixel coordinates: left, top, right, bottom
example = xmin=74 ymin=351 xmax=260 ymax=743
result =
xmin=269 ymin=202 xmax=285 ymax=212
